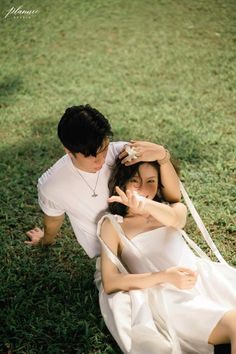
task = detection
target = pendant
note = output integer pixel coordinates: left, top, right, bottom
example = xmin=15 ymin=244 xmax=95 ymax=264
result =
xmin=146 ymin=215 xmax=154 ymax=224
xmin=92 ymin=192 xmax=98 ymax=197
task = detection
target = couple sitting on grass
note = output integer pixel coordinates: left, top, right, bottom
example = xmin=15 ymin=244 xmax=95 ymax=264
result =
xmin=26 ymin=105 xmax=236 ymax=354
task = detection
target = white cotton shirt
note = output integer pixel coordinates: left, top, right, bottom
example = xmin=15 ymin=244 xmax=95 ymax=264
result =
xmin=37 ymin=142 xmax=125 ymax=258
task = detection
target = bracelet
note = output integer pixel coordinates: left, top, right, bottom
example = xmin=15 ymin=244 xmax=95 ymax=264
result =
xmin=133 ymin=191 xmax=147 ymax=209
xmin=158 ymin=149 xmax=170 ymax=165
xmin=133 ymin=191 xmax=146 ymax=203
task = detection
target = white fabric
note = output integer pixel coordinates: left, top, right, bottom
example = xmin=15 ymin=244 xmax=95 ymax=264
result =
xmin=37 ymin=142 xmax=125 ymax=258
xmin=179 ymin=181 xmax=227 ymax=264
xmin=96 ymin=214 xmax=236 ymax=354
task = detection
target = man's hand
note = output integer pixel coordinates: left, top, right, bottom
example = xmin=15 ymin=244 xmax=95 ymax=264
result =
xmin=25 ymin=214 xmax=64 ymax=246
xmin=164 ymin=267 xmax=198 ymax=290
xmin=119 ymin=140 xmax=166 ymax=166
xmin=25 ymin=227 xmax=44 ymax=245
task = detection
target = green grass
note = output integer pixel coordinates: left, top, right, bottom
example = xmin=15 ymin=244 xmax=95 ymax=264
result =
xmin=0 ymin=0 xmax=235 ymax=352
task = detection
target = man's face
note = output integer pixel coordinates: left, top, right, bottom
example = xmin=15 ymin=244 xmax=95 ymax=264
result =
xmin=69 ymin=137 xmax=110 ymax=173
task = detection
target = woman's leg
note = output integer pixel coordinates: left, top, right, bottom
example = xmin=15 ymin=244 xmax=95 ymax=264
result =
xmin=208 ymin=310 xmax=236 ymax=354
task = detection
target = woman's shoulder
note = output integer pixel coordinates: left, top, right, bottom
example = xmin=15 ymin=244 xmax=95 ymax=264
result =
xmin=99 ymin=213 xmax=123 ymax=224
xmin=97 ymin=214 xmax=124 ymax=250
xmin=97 ymin=213 xmax=123 ymax=237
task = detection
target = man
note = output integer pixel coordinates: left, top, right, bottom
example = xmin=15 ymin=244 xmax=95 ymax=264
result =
xmin=26 ymin=104 xmax=181 ymax=253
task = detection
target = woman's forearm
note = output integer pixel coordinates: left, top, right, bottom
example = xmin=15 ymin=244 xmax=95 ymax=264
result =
xmin=103 ymin=271 xmax=165 ymax=294
xmin=143 ymin=199 xmax=187 ymax=229
xmin=102 ymin=266 xmax=197 ymax=294
xmin=160 ymin=161 xmax=181 ymax=202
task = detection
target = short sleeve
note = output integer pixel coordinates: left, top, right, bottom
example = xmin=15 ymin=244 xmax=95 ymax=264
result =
xmin=107 ymin=141 xmax=127 ymax=164
xmin=112 ymin=141 xmax=127 ymax=156
xmin=38 ymin=189 xmax=65 ymax=217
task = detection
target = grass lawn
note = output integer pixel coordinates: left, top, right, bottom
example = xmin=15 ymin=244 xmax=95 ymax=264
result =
xmin=0 ymin=0 xmax=235 ymax=353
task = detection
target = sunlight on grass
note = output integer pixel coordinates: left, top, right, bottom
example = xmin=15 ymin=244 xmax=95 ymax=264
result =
xmin=0 ymin=0 xmax=235 ymax=352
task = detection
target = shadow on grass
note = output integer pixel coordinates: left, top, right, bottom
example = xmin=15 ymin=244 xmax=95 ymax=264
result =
xmin=0 ymin=244 xmax=119 ymax=353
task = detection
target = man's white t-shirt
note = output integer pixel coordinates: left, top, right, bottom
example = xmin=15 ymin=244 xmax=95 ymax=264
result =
xmin=37 ymin=142 xmax=125 ymax=258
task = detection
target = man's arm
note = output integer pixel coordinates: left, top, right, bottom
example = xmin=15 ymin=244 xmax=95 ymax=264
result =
xmin=25 ymin=213 xmax=64 ymax=246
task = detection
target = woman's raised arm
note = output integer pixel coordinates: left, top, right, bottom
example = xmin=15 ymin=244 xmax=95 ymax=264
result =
xmin=119 ymin=141 xmax=181 ymax=202
xmin=108 ymin=187 xmax=187 ymax=229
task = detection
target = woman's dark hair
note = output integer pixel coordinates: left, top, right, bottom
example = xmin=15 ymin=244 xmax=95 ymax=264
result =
xmin=108 ymin=158 xmax=164 ymax=217
xmin=58 ymin=105 xmax=113 ymax=156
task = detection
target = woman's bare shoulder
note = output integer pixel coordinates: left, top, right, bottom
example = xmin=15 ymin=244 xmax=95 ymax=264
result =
xmin=100 ymin=216 xmax=119 ymax=242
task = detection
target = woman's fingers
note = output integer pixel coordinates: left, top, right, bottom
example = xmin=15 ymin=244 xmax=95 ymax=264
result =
xmin=115 ymin=186 xmax=128 ymax=202
xmin=119 ymin=143 xmax=143 ymax=165
xmin=122 ymin=156 xmax=143 ymax=166
xmin=178 ymin=267 xmax=197 ymax=276
xmin=118 ymin=143 xmax=133 ymax=160
xmin=176 ymin=267 xmax=198 ymax=288
xmin=119 ymin=150 xmax=128 ymax=159
xmin=108 ymin=186 xmax=129 ymax=205
xmin=126 ymin=189 xmax=134 ymax=204
xmin=108 ymin=187 xmax=145 ymax=214
xmin=108 ymin=187 xmax=141 ymax=209
xmin=107 ymin=196 xmax=122 ymax=203
xmin=126 ymin=190 xmax=140 ymax=209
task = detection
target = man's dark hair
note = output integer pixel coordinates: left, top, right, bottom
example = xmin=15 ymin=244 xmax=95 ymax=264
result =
xmin=58 ymin=105 xmax=113 ymax=156
xmin=108 ymin=158 xmax=164 ymax=217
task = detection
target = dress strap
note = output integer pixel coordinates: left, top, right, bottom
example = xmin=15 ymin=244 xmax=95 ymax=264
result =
xmin=97 ymin=214 xmax=159 ymax=273
xmin=180 ymin=229 xmax=211 ymax=260
xmin=97 ymin=214 xmax=128 ymax=274
xmin=180 ymin=180 xmax=227 ymax=264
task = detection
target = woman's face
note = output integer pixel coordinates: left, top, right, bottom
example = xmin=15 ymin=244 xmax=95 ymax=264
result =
xmin=125 ymin=163 xmax=158 ymax=200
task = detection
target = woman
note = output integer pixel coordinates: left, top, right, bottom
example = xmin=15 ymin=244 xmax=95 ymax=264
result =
xmin=97 ymin=158 xmax=236 ymax=354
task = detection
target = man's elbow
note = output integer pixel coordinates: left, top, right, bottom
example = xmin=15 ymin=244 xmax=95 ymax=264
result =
xmin=44 ymin=213 xmax=65 ymax=222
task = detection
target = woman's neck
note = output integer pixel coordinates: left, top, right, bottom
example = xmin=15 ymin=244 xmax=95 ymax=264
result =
xmin=121 ymin=212 xmax=163 ymax=239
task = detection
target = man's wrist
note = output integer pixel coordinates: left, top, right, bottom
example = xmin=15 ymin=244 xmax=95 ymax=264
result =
xmin=40 ymin=232 xmax=56 ymax=246
xmin=40 ymin=238 xmax=55 ymax=246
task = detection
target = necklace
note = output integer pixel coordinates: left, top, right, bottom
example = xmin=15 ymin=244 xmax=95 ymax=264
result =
xmin=146 ymin=214 xmax=155 ymax=224
xmin=76 ymin=170 xmax=100 ymax=197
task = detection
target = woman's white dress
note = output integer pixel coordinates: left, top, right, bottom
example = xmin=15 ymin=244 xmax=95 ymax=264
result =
xmin=95 ymin=214 xmax=236 ymax=354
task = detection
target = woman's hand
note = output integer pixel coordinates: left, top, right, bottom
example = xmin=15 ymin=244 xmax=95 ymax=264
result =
xmin=108 ymin=186 xmax=147 ymax=213
xmin=163 ymin=267 xmax=198 ymax=289
xmin=119 ymin=140 xmax=166 ymax=166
